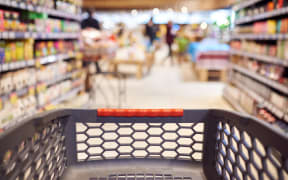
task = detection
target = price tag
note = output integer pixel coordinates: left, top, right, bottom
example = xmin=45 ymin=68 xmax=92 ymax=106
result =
xmin=2 ymin=63 xmax=8 ymax=71
xmin=2 ymin=32 xmax=8 ymax=38
xmin=20 ymin=2 xmax=25 ymax=9
xmin=24 ymin=32 xmax=30 ymax=38
xmin=11 ymin=1 xmax=17 ymax=7
xmin=0 ymin=98 xmax=2 ymax=110
xmin=27 ymin=4 xmax=33 ymax=11
xmin=15 ymin=62 xmax=20 ymax=69
xmin=32 ymin=32 xmax=37 ymax=38
xmin=9 ymin=32 xmax=15 ymax=39
xmin=29 ymin=86 xmax=35 ymax=96
xmin=10 ymin=93 xmax=18 ymax=105
xmin=45 ymin=104 xmax=56 ymax=111
xmin=9 ymin=62 xmax=15 ymax=70
xmin=20 ymin=61 xmax=25 ymax=67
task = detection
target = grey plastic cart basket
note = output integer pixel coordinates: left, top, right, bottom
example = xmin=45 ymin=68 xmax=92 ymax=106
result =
xmin=0 ymin=109 xmax=288 ymax=180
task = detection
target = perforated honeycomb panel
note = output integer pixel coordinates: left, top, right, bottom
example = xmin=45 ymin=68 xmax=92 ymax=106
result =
xmin=215 ymin=121 xmax=288 ymax=180
xmin=76 ymin=122 xmax=204 ymax=162
xmin=89 ymin=173 xmax=193 ymax=180
xmin=0 ymin=120 xmax=66 ymax=180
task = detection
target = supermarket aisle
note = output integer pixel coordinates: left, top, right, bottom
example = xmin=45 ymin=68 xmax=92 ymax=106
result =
xmin=93 ymin=60 xmax=232 ymax=110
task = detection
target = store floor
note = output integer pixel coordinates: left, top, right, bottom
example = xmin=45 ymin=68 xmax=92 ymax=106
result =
xmin=91 ymin=59 xmax=233 ymax=111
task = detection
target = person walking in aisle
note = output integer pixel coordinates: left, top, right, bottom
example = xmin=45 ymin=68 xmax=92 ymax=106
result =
xmin=81 ymin=9 xmax=101 ymax=30
xmin=145 ymin=18 xmax=158 ymax=51
xmin=165 ymin=20 xmax=175 ymax=65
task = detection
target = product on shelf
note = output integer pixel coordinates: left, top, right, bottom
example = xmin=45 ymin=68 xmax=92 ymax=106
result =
xmin=234 ymin=17 xmax=288 ymax=35
xmin=55 ymin=0 xmax=82 ymax=14
xmin=236 ymin=0 xmax=288 ymax=19
xmin=0 ymin=94 xmax=37 ymax=128
xmin=0 ymin=8 xmax=80 ymax=33
xmin=35 ymin=40 xmax=79 ymax=58
xmin=232 ymin=70 xmax=288 ymax=112
xmin=231 ymin=54 xmax=288 ymax=84
xmin=257 ymin=108 xmax=277 ymax=123
xmin=36 ymin=61 xmax=69 ymax=83
xmin=0 ymin=39 xmax=34 ymax=63
xmin=0 ymin=68 xmax=36 ymax=95
xmin=0 ymin=0 xmax=83 ymax=133
xmin=35 ymin=18 xmax=80 ymax=33
xmin=231 ymin=0 xmax=288 ymax=132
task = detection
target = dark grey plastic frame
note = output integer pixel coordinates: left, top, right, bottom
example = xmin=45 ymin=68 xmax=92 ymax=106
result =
xmin=0 ymin=109 xmax=287 ymax=180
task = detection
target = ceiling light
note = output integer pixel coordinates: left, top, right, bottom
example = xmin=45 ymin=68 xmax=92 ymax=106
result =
xmin=200 ymin=22 xmax=208 ymax=30
xmin=153 ymin=8 xmax=160 ymax=15
xmin=181 ymin=6 xmax=188 ymax=14
xmin=168 ymin=8 xmax=173 ymax=13
xmin=131 ymin=9 xmax=138 ymax=16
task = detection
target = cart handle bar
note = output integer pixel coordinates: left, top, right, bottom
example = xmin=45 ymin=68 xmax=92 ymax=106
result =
xmin=97 ymin=109 xmax=184 ymax=117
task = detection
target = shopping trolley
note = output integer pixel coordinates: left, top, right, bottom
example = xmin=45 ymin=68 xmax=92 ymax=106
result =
xmin=0 ymin=109 xmax=287 ymax=180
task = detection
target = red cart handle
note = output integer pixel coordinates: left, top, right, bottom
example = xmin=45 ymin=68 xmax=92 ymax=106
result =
xmin=97 ymin=109 xmax=184 ymax=117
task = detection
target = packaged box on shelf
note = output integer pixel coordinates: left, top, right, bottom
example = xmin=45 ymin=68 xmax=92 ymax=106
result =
xmin=240 ymin=92 xmax=255 ymax=114
xmin=0 ymin=68 xmax=36 ymax=95
xmin=225 ymin=85 xmax=241 ymax=101
xmin=270 ymin=92 xmax=287 ymax=110
xmin=0 ymin=93 xmax=37 ymax=129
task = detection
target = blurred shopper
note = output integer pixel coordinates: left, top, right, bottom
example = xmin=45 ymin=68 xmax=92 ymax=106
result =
xmin=81 ymin=9 xmax=101 ymax=30
xmin=166 ymin=21 xmax=174 ymax=64
xmin=145 ymin=18 xmax=158 ymax=51
xmin=175 ymin=26 xmax=189 ymax=64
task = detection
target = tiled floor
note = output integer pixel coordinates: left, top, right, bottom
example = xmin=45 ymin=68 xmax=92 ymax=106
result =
xmin=91 ymin=59 xmax=232 ymax=111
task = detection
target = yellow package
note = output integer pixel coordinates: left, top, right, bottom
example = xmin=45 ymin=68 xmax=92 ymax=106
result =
xmin=10 ymin=42 xmax=16 ymax=61
xmin=24 ymin=39 xmax=34 ymax=60
xmin=267 ymin=20 xmax=276 ymax=34
xmin=5 ymin=42 xmax=11 ymax=63
xmin=16 ymin=41 xmax=24 ymax=61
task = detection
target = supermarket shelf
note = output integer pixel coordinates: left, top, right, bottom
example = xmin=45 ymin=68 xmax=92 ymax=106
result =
xmin=231 ymin=33 xmax=288 ymax=40
xmin=40 ymin=72 xmax=73 ymax=87
xmin=0 ymin=111 xmax=36 ymax=131
xmin=232 ymin=80 xmax=286 ymax=119
xmin=0 ymin=53 xmax=76 ymax=73
xmin=0 ymin=85 xmax=32 ymax=102
xmin=0 ymin=60 xmax=34 ymax=72
xmin=223 ymin=92 xmax=247 ymax=114
xmin=235 ymin=7 xmax=288 ymax=25
xmin=0 ymin=0 xmax=81 ymax=21
xmin=232 ymin=64 xmax=288 ymax=95
xmin=39 ymin=53 xmax=76 ymax=65
xmin=50 ymin=86 xmax=83 ymax=105
xmin=233 ymin=0 xmax=265 ymax=11
xmin=230 ymin=49 xmax=288 ymax=67
xmin=0 ymin=32 xmax=79 ymax=40
xmin=1 ymin=86 xmax=83 ymax=131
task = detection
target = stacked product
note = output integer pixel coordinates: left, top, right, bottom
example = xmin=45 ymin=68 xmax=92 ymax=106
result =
xmin=231 ymin=53 xmax=287 ymax=84
xmin=55 ymin=0 xmax=82 ymax=14
xmin=0 ymin=10 xmax=80 ymax=33
xmin=35 ymin=40 xmax=79 ymax=58
xmin=237 ymin=0 xmax=288 ymax=19
xmin=0 ymin=39 xmax=34 ymax=63
xmin=0 ymin=40 xmax=79 ymax=64
xmin=0 ymin=68 xmax=37 ymax=127
xmin=0 ymin=0 xmax=84 ymax=132
xmin=234 ymin=17 xmax=288 ymax=34
xmin=227 ymin=0 xmax=288 ymax=132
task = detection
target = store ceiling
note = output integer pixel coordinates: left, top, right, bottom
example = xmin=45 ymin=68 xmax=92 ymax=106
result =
xmin=83 ymin=0 xmax=234 ymax=10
